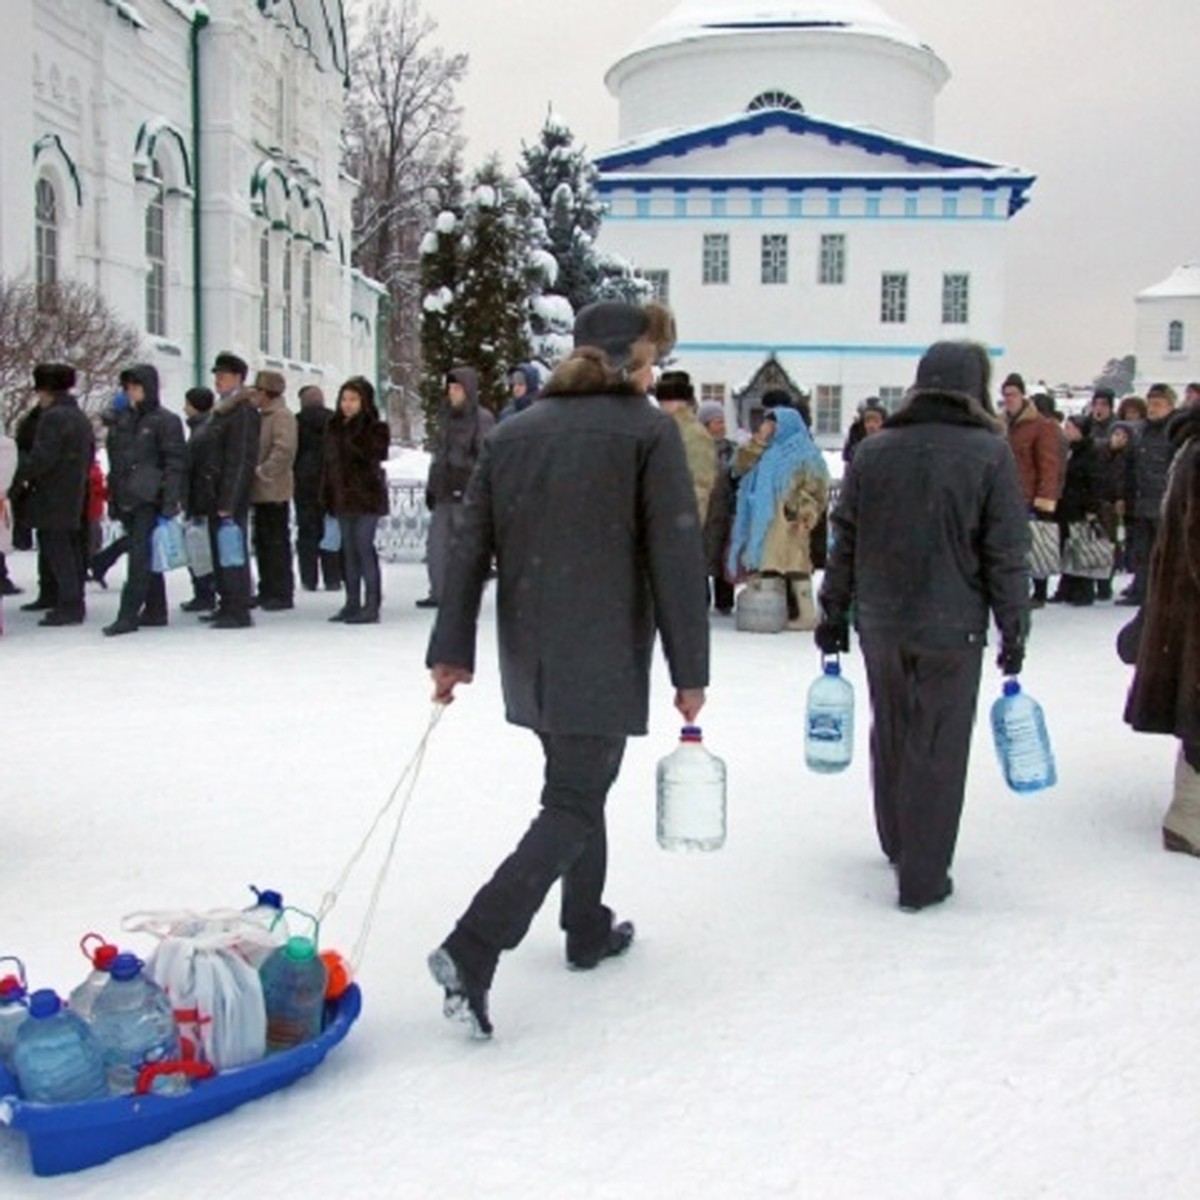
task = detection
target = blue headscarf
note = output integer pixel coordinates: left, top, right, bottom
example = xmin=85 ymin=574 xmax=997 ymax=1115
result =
xmin=726 ymin=407 xmax=829 ymax=576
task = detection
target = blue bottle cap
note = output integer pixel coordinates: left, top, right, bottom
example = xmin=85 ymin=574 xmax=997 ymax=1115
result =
xmin=1003 ymin=679 xmax=1021 ymax=697
xmin=823 ymin=660 xmax=841 ymax=676
xmin=28 ymin=989 xmax=63 ymax=1019
xmin=680 ymin=725 xmax=703 ymax=740
xmin=250 ymin=886 xmax=284 ymax=910
xmin=108 ymin=953 xmax=145 ymax=982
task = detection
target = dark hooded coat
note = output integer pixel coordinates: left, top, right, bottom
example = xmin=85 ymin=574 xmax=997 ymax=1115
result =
xmin=184 ymin=410 xmax=217 ymax=518
xmin=427 ymin=367 xmax=494 ymax=504
xmin=11 ymin=392 xmax=94 ymax=531
xmin=107 ymin=365 xmax=185 ymax=514
xmin=322 ymin=408 xmax=390 ymax=517
xmin=203 ymin=388 xmax=260 ymax=518
xmin=1125 ymin=406 xmax=1200 ymax=746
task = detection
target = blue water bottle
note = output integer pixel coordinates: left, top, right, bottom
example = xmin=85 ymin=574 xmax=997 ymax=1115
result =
xmin=259 ymin=909 xmax=327 ymax=1052
xmin=13 ymin=990 xmax=108 ymax=1104
xmin=217 ymin=518 xmax=246 ymax=568
xmin=0 ymin=958 xmax=30 ymax=1075
xmin=991 ymin=679 xmax=1057 ymax=792
xmin=89 ymin=953 xmax=182 ymax=1095
xmin=805 ymin=657 xmax=854 ymax=773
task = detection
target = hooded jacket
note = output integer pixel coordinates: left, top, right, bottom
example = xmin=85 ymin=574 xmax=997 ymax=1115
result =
xmin=106 ymin=364 xmax=185 ymax=514
xmin=498 ymin=364 xmax=540 ymax=422
xmin=427 ymin=367 xmax=494 ymax=504
xmin=11 ymin=390 xmax=94 ymax=532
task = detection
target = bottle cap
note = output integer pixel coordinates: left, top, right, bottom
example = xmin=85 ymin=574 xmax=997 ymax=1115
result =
xmin=28 ymin=989 xmax=62 ymax=1019
xmin=680 ymin=725 xmax=702 ymax=740
xmin=0 ymin=975 xmax=26 ymax=1002
xmin=1003 ymin=679 xmax=1021 ymax=697
xmin=249 ymin=886 xmax=284 ymax=910
xmin=283 ymin=936 xmax=318 ymax=963
xmin=108 ymin=953 xmax=145 ymax=982
xmin=320 ymin=950 xmax=352 ymax=1000
xmin=823 ymin=660 xmax=841 ymax=676
xmin=81 ymin=932 xmax=119 ymax=970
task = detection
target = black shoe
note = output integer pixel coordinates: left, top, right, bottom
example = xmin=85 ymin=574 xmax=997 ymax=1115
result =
xmin=427 ymin=947 xmax=493 ymax=1040
xmin=567 ymin=920 xmax=636 ymax=971
xmin=19 ymin=597 xmax=53 ymax=612
xmin=1096 ymin=582 xmax=1113 ymax=601
xmin=1029 ymin=596 xmax=1045 ymax=609
xmin=247 ymin=596 xmax=261 ymax=609
xmin=210 ymin=611 xmax=252 ymax=629
xmin=328 ymin=606 xmax=360 ymax=623
xmin=898 ymin=878 xmax=954 ymax=913
xmin=180 ymin=597 xmax=216 ymax=613
xmin=259 ymin=598 xmax=294 ymax=611
xmin=415 ymin=596 xmax=439 ymax=609
xmin=39 ymin=609 xmax=85 ymax=627
xmin=138 ymin=614 xmax=168 ymax=628
xmin=344 ymin=608 xmax=379 ymax=625
xmin=0 ymin=579 xmax=22 ymax=596
xmin=103 ymin=619 xmax=139 ymax=637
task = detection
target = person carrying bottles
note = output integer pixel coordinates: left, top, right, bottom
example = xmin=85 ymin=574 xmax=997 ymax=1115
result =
xmin=818 ymin=341 xmax=1030 ymax=912
xmin=425 ymin=300 xmax=709 ymax=1039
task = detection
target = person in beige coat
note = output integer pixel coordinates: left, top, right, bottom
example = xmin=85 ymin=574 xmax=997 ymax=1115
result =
xmin=655 ymin=371 xmax=717 ymax=528
xmin=249 ymin=370 xmax=298 ymax=609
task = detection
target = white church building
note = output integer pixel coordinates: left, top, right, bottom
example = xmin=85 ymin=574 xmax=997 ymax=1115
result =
xmin=593 ymin=0 xmax=1036 ymax=442
xmin=1134 ymin=262 xmax=1200 ymax=396
xmin=0 ymin=0 xmax=381 ymax=409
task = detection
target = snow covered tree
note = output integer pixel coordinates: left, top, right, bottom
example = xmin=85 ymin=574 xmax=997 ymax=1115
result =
xmin=1093 ymin=354 xmax=1137 ymax=397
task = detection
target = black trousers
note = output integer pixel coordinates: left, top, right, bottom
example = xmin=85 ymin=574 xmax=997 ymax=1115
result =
xmin=253 ymin=501 xmax=294 ymax=603
xmin=295 ymin=499 xmax=342 ymax=591
xmin=445 ymin=733 xmax=627 ymax=988
xmin=40 ymin=529 xmax=84 ymax=617
xmin=210 ymin=513 xmax=252 ymax=619
xmin=117 ymin=505 xmax=167 ymax=624
xmin=861 ymin=632 xmax=983 ymax=903
xmin=1127 ymin=517 xmax=1159 ymax=602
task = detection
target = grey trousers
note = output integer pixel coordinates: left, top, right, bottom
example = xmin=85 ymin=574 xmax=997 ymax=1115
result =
xmin=425 ymin=500 xmax=462 ymax=602
xmin=860 ymin=632 xmax=984 ymax=903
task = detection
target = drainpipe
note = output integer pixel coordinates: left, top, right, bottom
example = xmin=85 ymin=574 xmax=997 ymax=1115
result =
xmin=190 ymin=9 xmax=210 ymax=388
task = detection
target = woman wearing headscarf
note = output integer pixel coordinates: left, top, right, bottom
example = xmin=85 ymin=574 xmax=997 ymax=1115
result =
xmin=726 ymin=406 xmax=829 ymax=629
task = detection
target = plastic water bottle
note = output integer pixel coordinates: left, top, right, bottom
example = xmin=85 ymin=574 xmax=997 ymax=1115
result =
xmin=260 ymin=935 xmax=328 ymax=1052
xmin=67 ymin=933 xmax=120 ymax=1021
xmin=991 ymin=679 xmax=1057 ymax=792
xmin=89 ymin=953 xmax=182 ymax=1095
xmin=656 ymin=726 xmax=727 ymax=852
xmin=13 ymin=990 xmax=108 ymax=1104
xmin=0 ymin=959 xmax=30 ymax=1073
xmin=805 ymin=657 xmax=854 ymax=773
xmin=217 ymin=519 xmax=246 ymax=568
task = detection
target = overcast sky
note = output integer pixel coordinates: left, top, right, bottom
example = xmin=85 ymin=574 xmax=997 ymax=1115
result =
xmin=427 ymin=0 xmax=1200 ymax=385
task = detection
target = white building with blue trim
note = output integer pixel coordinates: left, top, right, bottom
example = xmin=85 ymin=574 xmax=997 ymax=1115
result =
xmin=1 ymin=0 xmax=381 ymax=409
xmin=594 ymin=0 xmax=1035 ymax=441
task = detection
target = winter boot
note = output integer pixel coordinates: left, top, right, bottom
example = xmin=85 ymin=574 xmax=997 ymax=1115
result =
xmin=1163 ymin=746 xmax=1200 ymax=856
xmin=786 ymin=574 xmax=817 ymax=631
xmin=566 ymin=920 xmax=636 ymax=971
xmin=427 ymin=946 xmax=493 ymax=1040
xmin=898 ymin=877 xmax=954 ymax=913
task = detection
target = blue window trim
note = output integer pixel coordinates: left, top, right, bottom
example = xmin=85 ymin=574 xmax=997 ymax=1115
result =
xmin=673 ymin=341 xmax=1006 ymax=358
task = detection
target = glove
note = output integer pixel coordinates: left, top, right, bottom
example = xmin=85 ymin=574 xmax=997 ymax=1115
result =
xmin=997 ymin=637 xmax=1025 ymax=676
xmin=814 ymin=610 xmax=850 ymax=656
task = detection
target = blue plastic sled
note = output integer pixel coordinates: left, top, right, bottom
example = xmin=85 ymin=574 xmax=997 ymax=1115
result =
xmin=0 ymin=984 xmax=362 ymax=1177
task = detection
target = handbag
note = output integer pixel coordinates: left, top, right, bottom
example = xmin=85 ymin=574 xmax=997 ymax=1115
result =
xmin=1062 ymin=518 xmax=1113 ymax=580
xmin=184 ymin=519 xmax=213 ymax=576
xmin=319 ymin=514 xmax=342 ymax=553
xmin=150 ymin=515 xmax=189 ymax=573
xmin=1027 ymin=518 xmax=1060 ymax=580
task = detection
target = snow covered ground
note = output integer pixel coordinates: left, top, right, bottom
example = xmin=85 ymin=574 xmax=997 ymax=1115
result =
xmin=1 ymin=551 xmax=1194 ymax=1198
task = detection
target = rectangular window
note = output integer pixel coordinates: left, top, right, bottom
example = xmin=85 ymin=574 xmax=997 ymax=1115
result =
xmin=761 ymin=234 xmax=788 ymax=285
xmin=1169 ymin=320 xmax=1185 ymax=353
xmin=815 ymin=385 xmax=843 ymax=437
xmin=145 ymin=191 xmax=166 ymax=337
xmin=35 ymin=179 xmax=58 ymax=294
xmin=281 ymin=242 xmax=293 ymax=359
xmin=881 ymin=272 xmax=908 ymax=323
xmin=300 ymin=251 xmax=313 ymax=362
xmin=259 ymin=232 xmax=271 ymax=353
xmin=878 ymin=386 xmax=906 ymax=414
xmin=700 ymin=383 xmax=727 ymax=405
xmin=819 ymin=234 xmax=845 ymax=285
xmin=643 ymin=269 xmax=670 ymax=305
xmin=702 ymin=234 xmax=730 ymax=285
xmin=942 ymin=273 xmax=970 ymax=324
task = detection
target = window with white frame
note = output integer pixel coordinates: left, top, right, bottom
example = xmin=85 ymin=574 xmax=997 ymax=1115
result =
xmin=281 ymin=240 xmax=293 ymax=358
xmin=881 ymin=272 xmax=908 ymax=323
xmin=643 ymin=269 xmax=670 ymax=304
xmin=1168 ymin=320 xmax=1184 ymax=354
xmin=300 ymin=249 xmax=314 ymax=362
xmin=761 ymin=234 xmax=788 ymax=285
xmin=819 ymin=233 xmax=845 ymax=285
xmin=942 ymin=273 xmax=970 ymax=324
xmin=878 ymin=386 xmax=906 ymax=413
xmin=702 ymin=233 xmax=729 ymax=285
xmin=144 ymin=160 xmax=166 ymax=336
xmin=815 ymin=385 xmax=843 ymax=436
xmin=35 ymin=178 xmax=58 ymax=295
xmin=259 ymin=231 xmax=271 ymax=353
xmin=700 ymin=383 xmax=727 ymax=405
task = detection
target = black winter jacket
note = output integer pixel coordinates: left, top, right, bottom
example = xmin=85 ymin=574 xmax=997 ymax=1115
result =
xmin=107 ymin=365 xmax=185 ymax=515
xmin=1057 ymin=437 xmax=1103 ymax=525
xmin=821 ymin=392 xmax=1030 ymax=650
xmin=427 ymin=368 xmax=494 ymax=504
xmin=205 ymin=390 xmax=260 ymax=517
xmin=294 ymin=404 xmax=332 ymax=507
xmin=11 ymin=394 xmax=94 ymax=531
xmin=1132 ymin=415 xmax=1175 ymax=520
xmin=185 ymin=411 xmax=217 ymax=518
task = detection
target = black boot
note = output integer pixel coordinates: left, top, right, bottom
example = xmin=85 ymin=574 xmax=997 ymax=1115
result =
xmin=566 ymin=920 xmax=636 ymax=971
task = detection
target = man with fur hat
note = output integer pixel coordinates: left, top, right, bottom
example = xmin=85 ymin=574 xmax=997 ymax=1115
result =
xmin=419 ymin=365 xmax=494 ymax=609
xmin=655 ymin=369 xmax=717 ymax=527
xmin=426 ymin=299 xmax=709 ymax=1039
xmin=10 ymin=363 xmax=94 ymax=625
xmin=248 ymin=369 xmax=298 ymax=611
xmin=819 ymin=341 xmax=1030 ymax=912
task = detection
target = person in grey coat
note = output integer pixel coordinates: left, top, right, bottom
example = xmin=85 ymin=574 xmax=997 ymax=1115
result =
xmin=818 ymin=341 xmax=1030 ymax=912
xmin=425 ymin=300 xmax=710 ymax=1039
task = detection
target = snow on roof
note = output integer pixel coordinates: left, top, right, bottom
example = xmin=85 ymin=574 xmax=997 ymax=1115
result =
xmin=1137 ymin=262 xmax=1200 ymax=300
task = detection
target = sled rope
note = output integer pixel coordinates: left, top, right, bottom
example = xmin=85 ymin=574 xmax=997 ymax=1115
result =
xmin=318 ymin=703 xmax=445 ymax=971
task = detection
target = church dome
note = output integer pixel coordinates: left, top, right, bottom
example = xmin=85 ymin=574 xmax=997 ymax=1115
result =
xmin=607 ymin=0 xmax=949 ymax=144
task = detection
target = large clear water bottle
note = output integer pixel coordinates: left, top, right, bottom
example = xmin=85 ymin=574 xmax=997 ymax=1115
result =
xmin=67 ymin=933 xmax=120 ymax=1022
xmin=805 ymin=657 xmax=854 ymax=773
xmin=13 ymin=990 xmax=108 ymax=1104
xmin=0 ymin=958 xmax=30 ymax=1074
xmin=89 ymin=953 xmax=182 ymax=1095
xmin=260 ymin=934 xmax=328 ymax=1052
xmin=656 ymin=726 xmax=727 ymax=852
xmin=991 ymin=679 xmax=1057 ymax=793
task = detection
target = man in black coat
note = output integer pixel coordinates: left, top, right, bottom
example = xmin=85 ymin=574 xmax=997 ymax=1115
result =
xmin=1119 ymin=382 xmax=1178 ymax=606
xmin=103 ymin=364 xmax=186 ymax=636
xmin=818 ymin=341 xmax=1030 ymax=911
xmin=181 ymin=386 xmax=218 ymax=612
xmin=294 ymin=384 xmax=342 ymax=592
xmin=10 ymin=363 xmax=94 ymax=625
xmin=426 ymin=301 xmax=710 ymax=1038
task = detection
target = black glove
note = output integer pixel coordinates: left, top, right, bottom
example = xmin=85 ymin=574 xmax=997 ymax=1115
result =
xmin=997 ymin=637 xmax=1025 ymax=676
xmin=814 ymin=610 xmax=850 ymax=656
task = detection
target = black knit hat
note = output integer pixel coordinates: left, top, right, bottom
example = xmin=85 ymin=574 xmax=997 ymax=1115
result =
xmin=912 ymin=342 xmax=991 ymax=406
xmin=1001 ymin=371 xmax=1025 ymax=394
xmin=656 ymin=370 xmax=695 ymax=403
xmin=185 ymin=386 xmax=215 ymax=413
xmin=33 ymin=363 xmax=76 ymax=393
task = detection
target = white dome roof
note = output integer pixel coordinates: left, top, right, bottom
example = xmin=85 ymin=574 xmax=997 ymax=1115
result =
xmin=624 ymin=0 xmax=930 ymax=57
xmin=1138 ymin=262 xmax=1200 ymax=300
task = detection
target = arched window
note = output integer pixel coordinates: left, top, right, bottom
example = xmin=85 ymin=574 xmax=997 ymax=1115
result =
xmin=144 ymin=159 xmax=166 ymax=336
xmin=747 ymin=90 xmax=804 ymax=114
xmin=259 ymin=230 xmax=271 ymax=353
xmin=281 ymin=240 xmax=293 ymax=358
xmin=1168 ymin=320 xmax=1184 ymax=354
xmin=300 ymin=249 xmax=314 ymax=362
xmin=35 ymin=178 xmax=58 ymax=293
